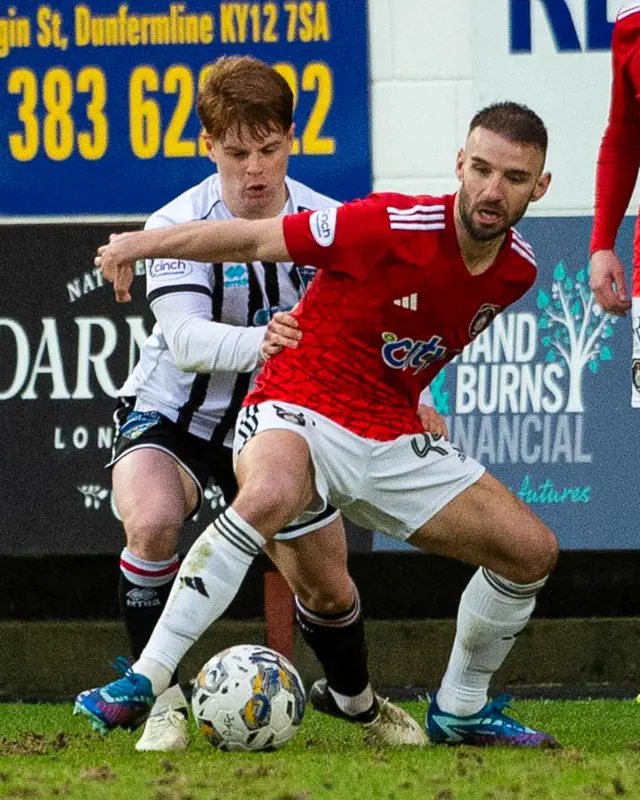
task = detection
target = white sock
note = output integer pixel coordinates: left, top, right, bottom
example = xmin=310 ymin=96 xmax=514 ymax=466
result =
xmin=149 ymin=684 xmax=187 ymax=717
xmin=329 ymin=685 xmax=375 ymax=716
xmin=436 ymin=567 xmax=547 ymax=717
xmin=134 ymin=507 xmax=265 ymax=696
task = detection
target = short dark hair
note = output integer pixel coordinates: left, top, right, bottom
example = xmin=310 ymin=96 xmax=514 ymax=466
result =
xmin=468 ymin=102 xmax=548 ymax=155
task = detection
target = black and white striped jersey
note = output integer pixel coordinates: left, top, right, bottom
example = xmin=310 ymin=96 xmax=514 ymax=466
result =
xmin=119 ymin=173 xmax=340 ymax=445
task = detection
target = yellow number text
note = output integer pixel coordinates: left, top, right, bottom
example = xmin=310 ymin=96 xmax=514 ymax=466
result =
xmin=8 ymin=68 xmax=38 ymax=161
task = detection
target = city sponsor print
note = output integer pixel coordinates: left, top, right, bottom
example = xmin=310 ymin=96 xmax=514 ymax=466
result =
xmin=372 ymin=238 xmax=631 ymax=551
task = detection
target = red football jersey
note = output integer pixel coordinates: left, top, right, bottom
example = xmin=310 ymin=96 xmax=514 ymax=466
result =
xmin=591 ymin=5 xmax=640 ymax=292
xmin=246 ymin=192 xmax=537 ymax=440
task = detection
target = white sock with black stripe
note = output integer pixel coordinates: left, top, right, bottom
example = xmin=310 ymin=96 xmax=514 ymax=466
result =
xmin=134 ymin=507 xmax=265 ymax=696
xmin=436 ymin=567 xmax=548 ymax=717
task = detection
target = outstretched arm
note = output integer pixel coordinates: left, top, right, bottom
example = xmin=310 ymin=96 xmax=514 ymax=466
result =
xmin=96 ymin=217 xmax=289 ymax=302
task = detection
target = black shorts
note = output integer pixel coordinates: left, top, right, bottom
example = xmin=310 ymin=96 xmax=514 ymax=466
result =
xmin=107 ymin=397 xmax=237 ymax=518
xmin=107 ymin=397 xmax=340 ymax=537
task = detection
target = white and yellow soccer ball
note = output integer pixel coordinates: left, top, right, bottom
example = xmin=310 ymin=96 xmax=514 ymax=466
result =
xmin=191 ymin=644 xmax=306 ymax=751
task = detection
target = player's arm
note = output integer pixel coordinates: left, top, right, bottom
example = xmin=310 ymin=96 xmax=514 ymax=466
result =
xmin=416 ymin=386 xmax=449 ymax=439
xmin=281 ymin=200 xmax=391 ymax=278
xmin=96 ymin=218 xmax=290 ymax=303
xmin=140 ymin=212 xmax=300 ymax=372
xmin=152 ymin=290 xmax=267 ymax=374
xmin=97 ymin=199 xmax=389 ymax=301
xmin=590 ymin=20 xmax=640 ymax=315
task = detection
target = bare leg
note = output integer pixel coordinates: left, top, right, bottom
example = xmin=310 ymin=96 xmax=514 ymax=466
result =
xmin=135 ymin=430 xmax=316 ymax=695
xmin=114 ymin=449 xmax=198 ymax=658
xmin=267 ymin=518 xmax=374 ymax=713
xmin=410 ymin=472 xmax=558 ymax=717
xmin=409 ymin=472 xmax=558 ymax=584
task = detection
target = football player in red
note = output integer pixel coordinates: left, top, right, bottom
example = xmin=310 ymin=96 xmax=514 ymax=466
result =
xmin=590 ymin=5 xmax=640 ymax=396
xmin=590 ymin=1 xmax=640 ymax=705
xmin=88 ymin=55 xmax=431 ymax=752
xmin=81 ymin=102 xmax=560 ymax=747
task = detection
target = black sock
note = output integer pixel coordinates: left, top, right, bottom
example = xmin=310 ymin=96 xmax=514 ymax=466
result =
xmin=118 ymin=572 xmax=180 ymax=688
xmin=295 ymin=592 xmax=370 ymax=697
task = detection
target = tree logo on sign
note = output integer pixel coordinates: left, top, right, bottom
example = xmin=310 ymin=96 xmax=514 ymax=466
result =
xmin=537 ymin=262 xmax=618 ymax=413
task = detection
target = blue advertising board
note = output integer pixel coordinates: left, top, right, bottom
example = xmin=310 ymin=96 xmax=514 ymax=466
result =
xmin=0 ymin=1 xmax=371 ymax=217
xmin=374 ymin=216 xmax=639 ymax=551
xmin=2 ymin=216 xmax=637 ymax=555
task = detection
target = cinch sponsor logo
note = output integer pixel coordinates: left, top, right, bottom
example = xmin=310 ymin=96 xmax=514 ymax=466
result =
xmin=509 ymin=0 xmax=614 ymax=53
xmin=381 ymin=331 xmax=447 ymax=375
xmin=309 ymin=207 xmax=337 ymax=247
xmin=224 ymin=264 xmax=249 ymax=287
xmin=149 ymin=260 xmax=190 ymax=279
xmin=430 ymin=263 xmax=620 ymax=474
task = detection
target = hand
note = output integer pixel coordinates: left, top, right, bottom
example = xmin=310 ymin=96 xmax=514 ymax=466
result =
xmin=259 ymin=310 xmax=302 ymax=364
xmin=589 ymin=250 xmax=631 ymax=316
xmin=95 ymin=232 xmax=140 ymax=303
xmin=416 ymin=404 xmax=449 ymax=439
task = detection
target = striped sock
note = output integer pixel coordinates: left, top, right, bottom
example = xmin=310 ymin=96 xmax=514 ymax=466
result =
xmin=135 ymin=507 xmax=265 ymax=696
xmin=118 ymin=550 xmax=180 ymax=682
xmin=436 ymin=567 xmax=548 ymax=717
xmin=119 ymin=549 xmax=180 ymax=589
xmin=296 ymin=591 xmax=374 ymax=716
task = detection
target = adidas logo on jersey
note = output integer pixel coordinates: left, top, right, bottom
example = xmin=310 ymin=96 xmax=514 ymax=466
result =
xmin=393 ymin=293 xmax=418 ymax=311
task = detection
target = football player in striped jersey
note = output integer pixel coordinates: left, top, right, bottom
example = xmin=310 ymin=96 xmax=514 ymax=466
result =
xmin=84 ymin=56 xmax=430 ymax=752
xmin=86 ymin=102 xmax=561 ymax=748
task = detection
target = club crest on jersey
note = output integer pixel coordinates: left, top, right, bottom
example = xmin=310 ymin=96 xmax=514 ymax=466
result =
xmin=294 ymin=264 xmax=317 ymax=291
xmin=254 ymin=305 xmax=289 ymax=326
xmin=381 ymin=332 xmax=447 ymax=375
xmin=469 ymin=303 xmax=501 ymax=339
xmin=149 ymin=260 xmax=191 ymax=279
xmin=632 ymin=360 xmax=640 ymax=392
xmin=274 ymin=405 xmax=306 ymax=426
xmin=224 ymin=264 xmax=249 ymax=287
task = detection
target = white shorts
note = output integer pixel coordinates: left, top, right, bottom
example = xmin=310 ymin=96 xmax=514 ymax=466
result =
xmin=234 ymin=402 xmax=485 ymax=542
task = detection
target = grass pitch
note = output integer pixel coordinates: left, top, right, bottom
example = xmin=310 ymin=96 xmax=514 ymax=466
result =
xmin=1 ymin=700 xmax=640 ymax=799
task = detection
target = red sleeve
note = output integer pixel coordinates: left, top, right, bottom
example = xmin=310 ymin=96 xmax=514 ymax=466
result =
xmin=505 ymin=233 xmax=537 ymax=304
xmin=282 ymin=196 xmax=391 ymax=280
xmin=591 ymin=18 xmax=640 ymax=254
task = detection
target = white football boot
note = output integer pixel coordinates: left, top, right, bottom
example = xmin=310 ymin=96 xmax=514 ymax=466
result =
xmin=135 ymin=684 xmax=189 ymax=752
xmin=362 ymin=697 xmax=429 ymax=748
xmin=309 ymin=679 xmax=427 ymax=747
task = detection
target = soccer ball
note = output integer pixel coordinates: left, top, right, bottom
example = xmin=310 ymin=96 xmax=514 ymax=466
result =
xmin=191 ymin=644 xmax=306 ymax=751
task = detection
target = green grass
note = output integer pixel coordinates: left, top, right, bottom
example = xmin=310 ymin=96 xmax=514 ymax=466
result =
xmin=1 ymin=700 xmax=640 ymax=799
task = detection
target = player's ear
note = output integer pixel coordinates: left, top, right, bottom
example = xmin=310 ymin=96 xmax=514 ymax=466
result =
xmin=287 ymin=124 xmax=296 ymax=149
xmin=531 ymin=171 xmax=551 ymax=203
xmin=202 ymin=133 xmax=217 ymax=165
xmin=455 ymin=148 xmax=465 ymax=182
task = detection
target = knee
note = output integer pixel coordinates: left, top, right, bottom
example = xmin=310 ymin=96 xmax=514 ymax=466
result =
xmin=517 ymin=527 xmax=559 ymax=584
xmin=235 ymin=476 xmax=314 ymax=534
xmin=295 ymin=580 xmax=355 ymax=615
xmin=124 ymin=510 xmax=182 ymax=561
